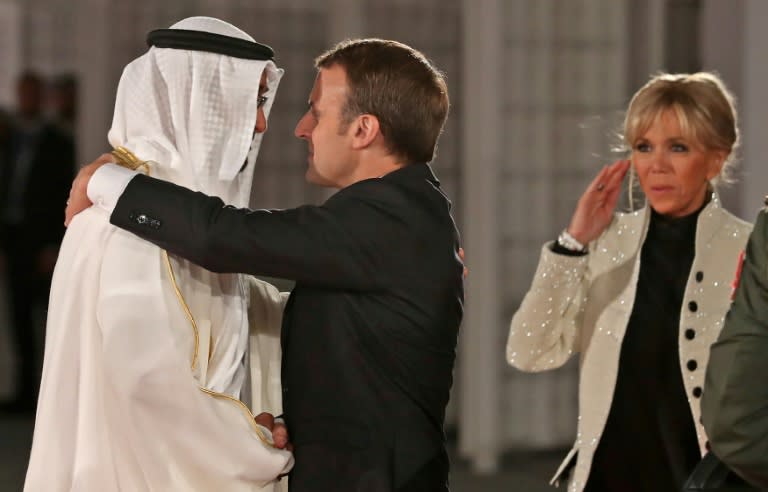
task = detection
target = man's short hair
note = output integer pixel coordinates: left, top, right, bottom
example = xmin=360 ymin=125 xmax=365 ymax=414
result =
xmin=315 ymin=38 xmax=449 ymax=164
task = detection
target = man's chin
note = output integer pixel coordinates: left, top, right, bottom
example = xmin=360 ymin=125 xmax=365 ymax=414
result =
xmin=305 ymin=169 xmax=327 ymax=186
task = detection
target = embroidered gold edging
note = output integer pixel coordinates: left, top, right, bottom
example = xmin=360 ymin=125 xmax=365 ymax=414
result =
xmin=115 ymin=146 xmax=275 ymax=448
xmin=199 ymin=387 xmax=274 ymax=447
xmin=164 ymin=252 xmax=274 ymax=447
xmin=162 ymin=250 xmax=201 ymax=371
xmin=112 ymin=146 xmax=151 ymax=175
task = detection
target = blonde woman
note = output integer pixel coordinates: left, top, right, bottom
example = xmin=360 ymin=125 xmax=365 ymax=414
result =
xmin=507 ymin=72 xmax=752 ymax=492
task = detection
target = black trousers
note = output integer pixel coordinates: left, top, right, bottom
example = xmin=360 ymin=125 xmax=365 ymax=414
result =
xmin=289 ymin=444 xmax=448 ymax=492
xmin=397 ymin=453 xmax=449 ymax=492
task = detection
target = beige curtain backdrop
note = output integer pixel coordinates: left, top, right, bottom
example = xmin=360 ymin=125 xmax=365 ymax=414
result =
xmin=458 ymin=0 xmax=631 ymax=472
xmin=499 ymin=0 xmax=629 ymax=449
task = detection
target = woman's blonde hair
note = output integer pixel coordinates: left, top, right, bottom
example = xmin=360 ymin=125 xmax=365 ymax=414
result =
xmin=623 ymin=72 xmax=739 ymax=187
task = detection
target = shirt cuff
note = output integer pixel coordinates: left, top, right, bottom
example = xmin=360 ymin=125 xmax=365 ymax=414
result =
xmin=87 ymin=163 xmax=138 ymax=214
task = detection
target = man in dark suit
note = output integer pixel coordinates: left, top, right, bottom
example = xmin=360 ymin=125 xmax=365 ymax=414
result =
xmin=66 ymin=39 xmax=463 ymax=491
xmin=0 ymin=71 xmax=75 ymax=412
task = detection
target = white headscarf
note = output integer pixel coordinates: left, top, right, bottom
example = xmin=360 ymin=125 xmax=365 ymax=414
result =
xmin=105 ymin=16 xmax=286 ymax=395
xmin=108 ymin=16 xmax=283 ymax=207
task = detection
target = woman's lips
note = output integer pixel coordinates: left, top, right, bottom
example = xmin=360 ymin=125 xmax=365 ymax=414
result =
xmin=649 ymin=185 xmax=674 ymax=193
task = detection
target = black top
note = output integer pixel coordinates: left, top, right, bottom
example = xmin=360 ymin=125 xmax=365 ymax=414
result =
xmin=584 ymin=207 xmax=703 ymax=492
xmin=110 ymin=163 xmax=464 ymax=492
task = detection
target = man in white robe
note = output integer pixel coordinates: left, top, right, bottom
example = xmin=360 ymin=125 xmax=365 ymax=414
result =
xmin=24 ymin=16 xmax=293 ymax=491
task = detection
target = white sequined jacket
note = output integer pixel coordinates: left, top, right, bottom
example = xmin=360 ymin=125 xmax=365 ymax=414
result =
xmin=506 ymin=194 xmax=752 ymax=492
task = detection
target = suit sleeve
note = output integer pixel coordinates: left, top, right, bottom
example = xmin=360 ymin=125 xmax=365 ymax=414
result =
xmin=110 ymin=174 xmax=399 ymax=290
xmin=701 ymin=209 xmax=768 ymax=488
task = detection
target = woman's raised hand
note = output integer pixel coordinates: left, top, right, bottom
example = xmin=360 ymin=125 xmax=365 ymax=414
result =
xmin=566 ymin=160 xmax=630 ymax=245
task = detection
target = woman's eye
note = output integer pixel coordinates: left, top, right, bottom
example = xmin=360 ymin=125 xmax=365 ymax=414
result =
xmin=634 ymin=143 xmax=651 ymax=153
xmin=671 ymin=143 xmax=689 ymax=152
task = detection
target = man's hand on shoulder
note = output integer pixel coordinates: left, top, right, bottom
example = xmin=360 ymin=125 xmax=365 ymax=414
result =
xmin=65 ymin=153 xmax=114 ymax=226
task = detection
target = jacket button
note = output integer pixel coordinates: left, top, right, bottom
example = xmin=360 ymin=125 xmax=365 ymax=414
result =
xmin=693 ymin=386 xmax=703 ymax=398
xmin=688 ymin=301 xmax=698 ymax=312
xmin=695 ymin=271 xmax=703 ymax=282
xmin=685 ymin=328 xmax=696 ymax=340
xmin=687 ymin=359 xmax=698 ymax=371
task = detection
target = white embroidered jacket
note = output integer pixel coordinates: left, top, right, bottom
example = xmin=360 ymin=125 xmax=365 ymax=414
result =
xmin=506 ymin=194 xmax=752 ymax=492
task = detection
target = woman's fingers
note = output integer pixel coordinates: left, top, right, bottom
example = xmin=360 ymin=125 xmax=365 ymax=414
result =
xmin=588 ymin=164 xmax=613 ymax=193
xmin=592 ymin=160 xmax=629 ymax=198
xmin=568 ymin=160 xmax=630 ymax=245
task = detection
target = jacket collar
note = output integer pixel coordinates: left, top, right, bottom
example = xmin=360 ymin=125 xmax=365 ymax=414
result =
xmin=380 ymin=163 xmax=439 ymax=187
xmin=631 ymin=191 xmax=727 ymax=254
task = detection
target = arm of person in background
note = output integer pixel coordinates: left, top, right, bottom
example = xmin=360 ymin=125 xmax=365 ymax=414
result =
xmin=506 ymin=160 xmax=629 ymax=371
xmin=701 ymin=208 xmax=768 ymax=489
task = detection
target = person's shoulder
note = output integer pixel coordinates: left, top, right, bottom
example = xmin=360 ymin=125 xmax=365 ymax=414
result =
xmin=714 ymin=203 xmax=754 ymax=239
xmin=327 ymin=165 xmax=453 ymax=219
xmin=330 ymin=175 xmax=408 ymax=206
xmin=748 ymin=197 xmax=768 ymax=237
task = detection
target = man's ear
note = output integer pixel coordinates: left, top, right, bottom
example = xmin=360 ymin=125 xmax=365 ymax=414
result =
xmin=351 ymin=114 xmax=381 ymax=150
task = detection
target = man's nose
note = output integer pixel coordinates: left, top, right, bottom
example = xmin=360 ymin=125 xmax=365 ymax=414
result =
xmin=294 ymin=113 xmax=311 ymax=139
xmin=254 ymin=108 xmax=267 ymax=134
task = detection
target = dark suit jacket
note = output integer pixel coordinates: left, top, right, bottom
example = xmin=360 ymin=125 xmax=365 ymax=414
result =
xmin=110 ymin=163 xmax=464 ymax=492
xmin=0 ymin=121 xmax=75 ymax=251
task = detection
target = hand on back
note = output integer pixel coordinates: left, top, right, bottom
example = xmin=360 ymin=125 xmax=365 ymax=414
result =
xmin=64 ymin=153 xmax=114 ymax=226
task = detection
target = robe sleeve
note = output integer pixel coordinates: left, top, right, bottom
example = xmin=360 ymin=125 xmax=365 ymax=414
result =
xmin=246 ymin=276 xmax=288 ymax=416
xmin=96 ymin=229 xmax=293 ymax=489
